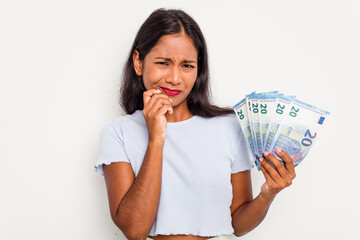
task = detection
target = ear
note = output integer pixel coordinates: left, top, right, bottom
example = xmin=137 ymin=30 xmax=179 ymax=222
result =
xmin=133 ymin=50 xmax=143 ymax=76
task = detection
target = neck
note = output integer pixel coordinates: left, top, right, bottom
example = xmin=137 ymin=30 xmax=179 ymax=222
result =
xmin=165 ymin=104 xmax=194 ymax=122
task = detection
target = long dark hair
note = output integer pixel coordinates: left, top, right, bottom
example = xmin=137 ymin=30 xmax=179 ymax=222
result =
xmin=120 ymin=8 xmax=234 ymax=117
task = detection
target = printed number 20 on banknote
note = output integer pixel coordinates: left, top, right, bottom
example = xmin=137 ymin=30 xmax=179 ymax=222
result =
xmin=268 ymin=99 xmax=330 ymax=167
xmin=233 ymin=91 xmax=330 ymax=171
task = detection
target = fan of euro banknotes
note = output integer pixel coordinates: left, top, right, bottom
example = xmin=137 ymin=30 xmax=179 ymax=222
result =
xmin=232 ymin=91 xmax=330 ymax=171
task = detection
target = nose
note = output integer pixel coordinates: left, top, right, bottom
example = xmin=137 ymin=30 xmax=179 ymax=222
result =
xmin=165 ymin=67 xmax=181 ymax=85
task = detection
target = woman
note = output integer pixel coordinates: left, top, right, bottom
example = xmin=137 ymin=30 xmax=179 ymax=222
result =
xmin=95 ymin=8 xmax=296 ymax=240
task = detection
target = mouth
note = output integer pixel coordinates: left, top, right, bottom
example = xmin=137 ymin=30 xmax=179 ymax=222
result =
xmin=159 ymin=87 xmax=182 ymax=96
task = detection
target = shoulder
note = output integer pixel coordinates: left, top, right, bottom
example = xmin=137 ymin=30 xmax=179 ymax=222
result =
xmin=199 ymin=113 xmax=240 ymax=131
xmin=192 ymin=113 xmax=242 ymax=144
xmin=100 ymin=110 xmax=145 ymax=136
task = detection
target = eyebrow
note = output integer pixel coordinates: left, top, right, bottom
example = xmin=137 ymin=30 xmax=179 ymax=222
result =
xmin=154 ymin=57 xmax=196 ymax=63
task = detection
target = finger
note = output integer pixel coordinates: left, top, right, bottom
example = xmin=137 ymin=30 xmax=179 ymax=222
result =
xmin=259 ymin=158 xmax=276 ymax=185
xmin=263 ymin=151 xmax=290 ymax=180
xmin=145 ymin=93 xmax=171 ymax=112
xmin=158 ymin=103 xmax=172 ymax=115
xmin=260 ymin=156 xmax=293 ymax=190
xmin=143 ymin=89 xmax=161 ymax=106
xmin=149 ymin=98 xmax=173 ymax=114
xmin=275 ymin=149 xmax=296 ymax=180
xmin=259 ymin=155 xmax=283 ymax=183
xmin=167 ymin=104 xmax=173 ymax=114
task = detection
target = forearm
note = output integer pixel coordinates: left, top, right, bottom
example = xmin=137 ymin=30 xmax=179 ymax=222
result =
xmin=232 ymin=192 xmax=276 ymax=237
xmin=115 ymin=141 xmax=163 ymax=239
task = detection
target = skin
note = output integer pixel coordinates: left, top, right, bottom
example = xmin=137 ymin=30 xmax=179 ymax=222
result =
xmin=103 ymin=32 xmax=296 ymax=240
xmin=133 ymin=32 xmax=198 ymax=124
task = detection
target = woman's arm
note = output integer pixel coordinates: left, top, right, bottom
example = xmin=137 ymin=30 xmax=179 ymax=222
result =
xmin=103 ymin=140 xmax=164 ymax=240
xmin=230 ymin=178 xmax=275 ymax=237
xmin=231 ymin=149 xmax=296 ymax=237
xmin=103 ymin=89 xmax=173 ymax=240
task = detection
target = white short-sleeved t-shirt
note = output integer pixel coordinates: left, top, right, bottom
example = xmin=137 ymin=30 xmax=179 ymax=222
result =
xmin=95 ymin=110 xmax=254 ymax=237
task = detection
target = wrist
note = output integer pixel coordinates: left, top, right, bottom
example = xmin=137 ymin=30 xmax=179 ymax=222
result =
xmin=148 ymin=139 xmax=165 ymax=148
xmin=259 ymin=191 xmax=277 ymax=203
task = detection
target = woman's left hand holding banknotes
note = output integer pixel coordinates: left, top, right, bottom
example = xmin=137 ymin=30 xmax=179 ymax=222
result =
xmin=259 ymin=149 xmax=297 ymax=200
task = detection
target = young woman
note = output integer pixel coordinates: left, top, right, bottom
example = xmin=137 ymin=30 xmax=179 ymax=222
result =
xmin=95 ymin=8 xmax=296 ymax=240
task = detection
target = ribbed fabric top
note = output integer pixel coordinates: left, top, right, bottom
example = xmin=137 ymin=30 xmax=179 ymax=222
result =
xmin=95 ymin=110 xmax=253 ymax=237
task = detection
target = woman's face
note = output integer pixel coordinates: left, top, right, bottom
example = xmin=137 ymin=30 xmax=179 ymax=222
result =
xmin=133 ymin=33 xmax=198 ymax=110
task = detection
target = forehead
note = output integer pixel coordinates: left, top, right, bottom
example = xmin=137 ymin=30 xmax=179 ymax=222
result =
xmin=148 ymin=33 xmax=198 ymax=60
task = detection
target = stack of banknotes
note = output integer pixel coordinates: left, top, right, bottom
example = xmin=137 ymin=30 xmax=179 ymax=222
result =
xmin=232 ymin=91 xmax=330 ymax=171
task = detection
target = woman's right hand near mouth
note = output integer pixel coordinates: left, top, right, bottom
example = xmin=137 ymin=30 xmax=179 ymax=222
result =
xmin=142 ymin=89 xmax=173 ymax=143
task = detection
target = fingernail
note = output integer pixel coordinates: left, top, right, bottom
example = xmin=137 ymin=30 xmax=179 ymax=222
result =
xmin=155 ymin=89 xmax=161 ymax=93
xmin=264 ymin=152 xmax=269 ymax=157
xmin=259 ymin=157 xmax=264 ymax=163
xmin=169 ymin=98 xmax=173 ymax=102
xmin=276 ymin=148 xmax=282 ymax=154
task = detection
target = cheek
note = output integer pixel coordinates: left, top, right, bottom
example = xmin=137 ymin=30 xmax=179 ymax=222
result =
xmin=142 ymin=66 xmax=163 ymax=88
xmin=185 ymin=72 xmax=198 ymax=90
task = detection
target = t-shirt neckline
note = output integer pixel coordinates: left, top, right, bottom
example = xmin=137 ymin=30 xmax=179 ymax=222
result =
xmin=134 ymin=110 xmax=199 ymax=127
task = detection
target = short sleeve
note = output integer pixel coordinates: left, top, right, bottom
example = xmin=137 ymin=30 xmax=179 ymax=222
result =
xmin=94 ymin=119 xmax=130 ymax=176
xmin=231 ymin=126 xmax=254 ymax=174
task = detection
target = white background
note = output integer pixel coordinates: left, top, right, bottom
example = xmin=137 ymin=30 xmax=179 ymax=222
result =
xmin=1 ymin=0 xmax=359 ymax=239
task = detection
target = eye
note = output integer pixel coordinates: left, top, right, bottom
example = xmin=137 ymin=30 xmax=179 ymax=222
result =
xmin=155 ymin=61 xmax=169 ymax=66
xmin=183 ymin=64 xmax=195 ymax=69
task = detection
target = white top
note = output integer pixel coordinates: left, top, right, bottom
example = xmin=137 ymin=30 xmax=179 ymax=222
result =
xmin=94 ymin=110 xmax=254 ymax=237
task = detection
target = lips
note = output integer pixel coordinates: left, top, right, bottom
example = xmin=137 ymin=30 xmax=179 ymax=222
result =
xmin=160 ymin=87 xmax=182 ymax=96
